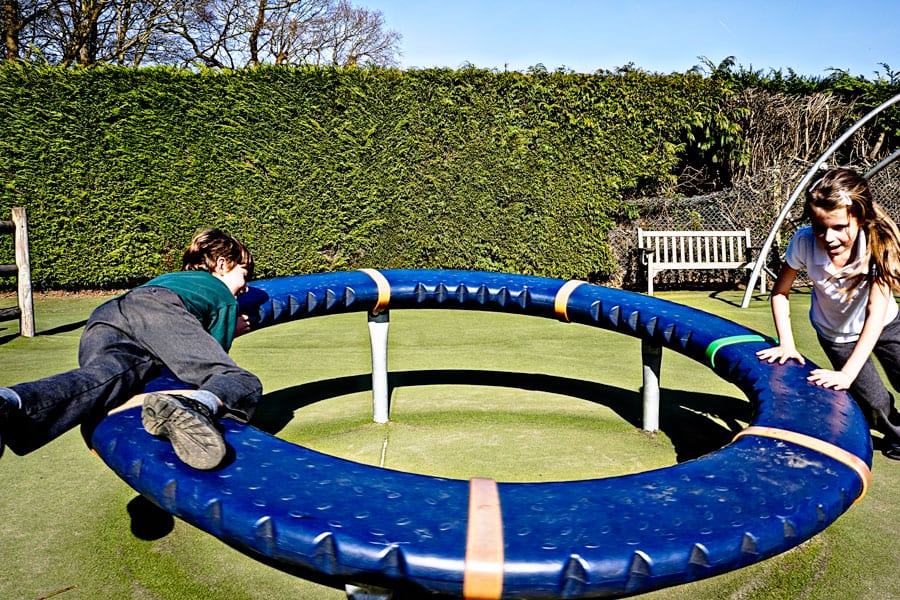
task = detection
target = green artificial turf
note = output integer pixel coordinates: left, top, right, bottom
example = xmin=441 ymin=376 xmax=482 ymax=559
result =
xmin=0 ymin=287 xmax=897 ymax=599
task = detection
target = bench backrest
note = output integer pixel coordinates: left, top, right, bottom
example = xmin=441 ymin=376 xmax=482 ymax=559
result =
xmin=638 ymin=228 xmax=752 ymax=268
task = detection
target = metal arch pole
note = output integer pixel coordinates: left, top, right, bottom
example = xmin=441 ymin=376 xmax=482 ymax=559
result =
xmin=740 ymin=92 xmax=900 ymax=308
xmin=865 ymin=147 xmax=900 ymax=180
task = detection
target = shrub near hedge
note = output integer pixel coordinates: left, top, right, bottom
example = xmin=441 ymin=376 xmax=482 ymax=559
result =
xmin=0 ymin=64 xmax=723 ymax=289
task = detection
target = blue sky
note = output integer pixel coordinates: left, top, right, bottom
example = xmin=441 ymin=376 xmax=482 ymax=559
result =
xmin=364 ymin=1 xmax=899 ymax=78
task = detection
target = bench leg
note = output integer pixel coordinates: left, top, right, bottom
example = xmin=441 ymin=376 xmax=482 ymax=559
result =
xmin=646 ymin=266 xmax=656 ymax=296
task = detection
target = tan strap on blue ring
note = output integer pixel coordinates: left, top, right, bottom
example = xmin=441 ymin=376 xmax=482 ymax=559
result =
xmin=463 ymin=477 xmax=504 ymax=599
xmin=554 ymin=280 xmax=586 ymax=322
xmin=733 ymin=426 xmax=871 ymax=502
xmin=358 ymin=268 xmax=391 ymax=315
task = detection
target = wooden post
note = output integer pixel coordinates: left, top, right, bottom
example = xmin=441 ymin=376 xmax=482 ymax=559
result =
xmin=12 ymin=208 xmax=34 ymax=337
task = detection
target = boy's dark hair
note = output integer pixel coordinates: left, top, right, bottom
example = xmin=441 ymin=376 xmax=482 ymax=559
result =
xmin=182 ymin=229 xmax=254 ymax=279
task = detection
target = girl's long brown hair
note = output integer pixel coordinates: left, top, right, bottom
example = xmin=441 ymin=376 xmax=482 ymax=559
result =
xmin=805 ymin=167 xmax=900 ymax=295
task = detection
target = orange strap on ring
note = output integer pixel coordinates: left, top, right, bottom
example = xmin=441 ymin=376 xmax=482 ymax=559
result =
xmin=463 ymin=477 xmax=504 ymax=599
xmin=553 ymin=280 xmax=586 ymax=322
xmin=733 ymin=426 xmax=871 ymax=502
xmin=358 ymin=268 xmax=391 ymax=315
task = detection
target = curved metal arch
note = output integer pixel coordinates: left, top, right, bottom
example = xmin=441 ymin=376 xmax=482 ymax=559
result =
xmin=865 ymin=147 xmax=900 ymax=180
xmin=741 ymin=92 xmax=900 ymax=308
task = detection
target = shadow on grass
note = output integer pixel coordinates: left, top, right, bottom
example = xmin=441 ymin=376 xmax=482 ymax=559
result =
xmin=37 ymin=319 xmax=89 ymax=336
xmin=0 ymin=318 xmax=88 ymax=345
xmin=709 ymin=285 xmax=811 ymax=308
xmin=127 ymin=494 xmax=174 ymax=540
xmin=251 ymin=369 xmax=753 ymax=464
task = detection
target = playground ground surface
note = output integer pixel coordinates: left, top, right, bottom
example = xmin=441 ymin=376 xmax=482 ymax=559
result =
xmin=0 ymin=286 xmax=897 ymax=600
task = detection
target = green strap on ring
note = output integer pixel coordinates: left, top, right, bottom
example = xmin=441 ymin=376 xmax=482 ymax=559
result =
xmin=706 ymin=334 xmax=772 ymax=368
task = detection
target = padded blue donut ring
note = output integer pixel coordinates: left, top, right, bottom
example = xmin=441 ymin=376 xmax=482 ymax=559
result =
xmin=91 ymin=270 xmax=872 ymax=599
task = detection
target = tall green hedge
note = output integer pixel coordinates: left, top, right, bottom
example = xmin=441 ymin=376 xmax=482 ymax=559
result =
xmin=0 ymin=64 xmax=723 ymax=288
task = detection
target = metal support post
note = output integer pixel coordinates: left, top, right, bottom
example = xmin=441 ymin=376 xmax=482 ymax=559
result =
xmin=346 ymin=583 xmax=393 ymax=599
xmin=641 ymin=340 xmax=662 ymax=432
xmin=367 ymin=310 xmax=390 ymax=423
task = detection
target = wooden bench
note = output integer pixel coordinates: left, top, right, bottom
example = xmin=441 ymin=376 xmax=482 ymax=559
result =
xmin=637 ymin=228 xmax=765 ymax=295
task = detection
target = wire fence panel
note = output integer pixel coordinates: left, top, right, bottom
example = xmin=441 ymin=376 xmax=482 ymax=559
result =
xmin=608 ymin=158 xmax=900 ymax=291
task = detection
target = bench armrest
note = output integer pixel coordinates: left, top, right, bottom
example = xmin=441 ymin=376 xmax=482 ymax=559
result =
xmin=635 ymin=247 xmax=655 ymax=263
xmin=745 ymin=246 xmax=764 ymax=260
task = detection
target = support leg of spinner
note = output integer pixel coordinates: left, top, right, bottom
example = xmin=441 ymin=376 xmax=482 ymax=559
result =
xmin=368 ymin=310 xmax=390 ymax=424
xmin=641 ymin=340 xmax=662 ymax=432
xmin=346 ymin=583 xmax=393 ymax=599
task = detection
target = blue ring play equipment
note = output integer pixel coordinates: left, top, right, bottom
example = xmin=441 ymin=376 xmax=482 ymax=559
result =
xmin=91 ymin=270 xmax=872 ymax=599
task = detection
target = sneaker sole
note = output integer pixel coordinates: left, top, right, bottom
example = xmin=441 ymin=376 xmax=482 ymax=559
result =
xmin=142 ymin=394 xmax=226 ymax=470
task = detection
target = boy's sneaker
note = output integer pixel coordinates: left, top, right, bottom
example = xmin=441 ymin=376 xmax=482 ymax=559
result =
xmin=141 ymin=393 xmax=226 ymax=470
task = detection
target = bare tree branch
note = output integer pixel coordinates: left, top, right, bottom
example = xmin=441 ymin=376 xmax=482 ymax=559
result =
xmin=6 ymin=0 xmax=401 ymax=67
xmin=3 ymin=0 xmax=50 ymax=60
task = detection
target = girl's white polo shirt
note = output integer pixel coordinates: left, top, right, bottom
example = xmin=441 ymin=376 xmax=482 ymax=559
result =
xmin=785 ymin=226 xmax=898 ymax=343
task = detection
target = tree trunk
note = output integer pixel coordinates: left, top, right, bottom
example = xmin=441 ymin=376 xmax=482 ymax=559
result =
xmin=3 ymin=0 xmax=20 ymax=61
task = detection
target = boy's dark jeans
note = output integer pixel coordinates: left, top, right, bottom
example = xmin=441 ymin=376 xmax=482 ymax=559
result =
xmin=6 ymin=287 xmax=261 ymax=454
xmin=818 ymin=315 xmax=900 ymax=446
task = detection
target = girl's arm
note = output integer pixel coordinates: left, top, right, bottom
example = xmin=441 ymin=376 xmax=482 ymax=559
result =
xmin=807 ymin=279 xmax=892 ymax=390
xmin=756 ymin=265 xmax=806 ymax=365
